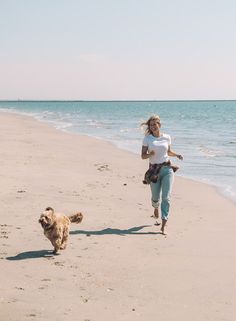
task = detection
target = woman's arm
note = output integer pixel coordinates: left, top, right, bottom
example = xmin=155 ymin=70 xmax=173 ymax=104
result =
xmin=141 ymin=146 xmax=155 ymax=159
xmin=168 ymin=146 xmax=183 ymax=160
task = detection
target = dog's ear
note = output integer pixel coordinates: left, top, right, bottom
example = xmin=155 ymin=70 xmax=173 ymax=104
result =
xmin=45 ymin=207 xmax=54 ymax=212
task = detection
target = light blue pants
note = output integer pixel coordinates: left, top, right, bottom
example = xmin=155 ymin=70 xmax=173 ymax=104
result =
xmin=150 ymin=166 xmax=174 ymax=220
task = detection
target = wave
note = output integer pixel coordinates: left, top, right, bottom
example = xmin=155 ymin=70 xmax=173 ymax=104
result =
xmin=198 ymin=146 xmax=225 ymax=158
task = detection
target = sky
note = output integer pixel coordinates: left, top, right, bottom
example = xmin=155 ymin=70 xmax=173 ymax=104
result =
xmin=0 ymin=0 xmax=236 ymax=100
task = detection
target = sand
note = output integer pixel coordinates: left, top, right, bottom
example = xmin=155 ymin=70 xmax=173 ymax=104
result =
xmin=0 ymin=112 xmax=236 ymax=321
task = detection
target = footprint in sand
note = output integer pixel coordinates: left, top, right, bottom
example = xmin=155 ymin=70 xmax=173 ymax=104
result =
xmin=94 ymin=163 xmax=110 ymax=171
xmin=38 ymin=286 xmax=48 ymax=290
xmin=7 ymin=298 xmax=18 ymax=303
xmin=53 ymin=261 xmax=65 ymax=266
xmin=0 ymin=225 xmax=10 ymax=239
xmin=0 ymin=252 xmax=7 ymax=259
xmin=69 ymin=265 xmax=79 ymax=269
xmin=2 ymin=243 xmax=9 ymax=247
xmin=81 ymin=296 xmax=89 ymax=303
xmin=0 ymin=231 xmax=9 ymax=239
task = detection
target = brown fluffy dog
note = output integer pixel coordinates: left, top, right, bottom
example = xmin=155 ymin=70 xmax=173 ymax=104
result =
xmin=39 ymin=207 xmax=83 ymax=254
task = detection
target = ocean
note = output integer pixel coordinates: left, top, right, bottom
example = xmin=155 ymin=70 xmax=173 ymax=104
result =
xmin=0 ymin=100 xmax=236 ymax=202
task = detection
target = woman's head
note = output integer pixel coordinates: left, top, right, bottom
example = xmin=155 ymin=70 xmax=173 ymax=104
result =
xmin=142 ymin=115 xmax=161 ymax=135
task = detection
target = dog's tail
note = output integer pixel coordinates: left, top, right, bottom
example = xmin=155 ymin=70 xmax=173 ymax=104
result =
xmin=68 ymin=212 xmax=83 ymax=224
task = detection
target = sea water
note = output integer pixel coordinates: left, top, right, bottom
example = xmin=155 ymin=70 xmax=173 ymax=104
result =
xmin=0 ymin=100 xmax=236 ymax=202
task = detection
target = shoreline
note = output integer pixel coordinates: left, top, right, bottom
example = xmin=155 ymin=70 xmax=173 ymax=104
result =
xmin=1 ymin=112 xmax=236 ymax=321
xmin=1 ymin=109 xmax=235 ymax=205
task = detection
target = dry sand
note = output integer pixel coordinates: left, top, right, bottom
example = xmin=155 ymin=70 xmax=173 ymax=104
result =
xmin=0 ymin=112 xmax=236 ymax=321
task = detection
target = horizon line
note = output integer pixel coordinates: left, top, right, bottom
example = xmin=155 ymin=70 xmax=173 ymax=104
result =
xmin=0 ymin=99 xmax=236 ymax=102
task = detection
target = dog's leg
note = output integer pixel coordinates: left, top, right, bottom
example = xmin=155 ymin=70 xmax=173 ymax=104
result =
xmin=60 ymin=228 xmax=69 ymax=250
xmin=51 ymin=238 xmax=62 ymax=254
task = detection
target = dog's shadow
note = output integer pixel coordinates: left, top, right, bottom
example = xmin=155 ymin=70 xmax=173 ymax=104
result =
xmin=70 ymin=225 xmax=161 ymax=236
xmin=6 ymin=250 xmax=54 ymax=261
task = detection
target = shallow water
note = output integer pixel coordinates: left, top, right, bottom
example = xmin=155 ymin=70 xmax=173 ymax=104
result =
xmin=1 ymin=100 xmax=236 ymax=202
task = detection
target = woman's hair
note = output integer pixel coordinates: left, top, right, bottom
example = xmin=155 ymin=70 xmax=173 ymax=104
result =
xmin=141 ymin=115 xmax=161 ymax=135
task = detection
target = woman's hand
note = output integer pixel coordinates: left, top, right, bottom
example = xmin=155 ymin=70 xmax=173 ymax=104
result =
xmin=149 ymin=150 xmax=155 ymax=157
xmin=176 ymin=154 xmax=183 ymax=160
xmin=141 ymin=146 xmax=155 ymax=159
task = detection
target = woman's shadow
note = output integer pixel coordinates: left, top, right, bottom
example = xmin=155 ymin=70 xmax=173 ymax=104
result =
xmin=70 ymin=224 xmax=161 ymax=236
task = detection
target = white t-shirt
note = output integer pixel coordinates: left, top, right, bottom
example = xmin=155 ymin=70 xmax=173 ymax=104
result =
xmin=142 ymin=133 xmax=171 ymax=164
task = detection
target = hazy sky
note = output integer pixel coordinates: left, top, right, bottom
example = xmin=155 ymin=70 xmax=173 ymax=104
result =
xmin=0 ymin=0 xmax=235 ymax=100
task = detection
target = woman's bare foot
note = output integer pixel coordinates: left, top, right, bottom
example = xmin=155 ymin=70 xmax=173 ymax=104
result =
xmin=153 ymin=208 xmax=160 ymax=225
xmin=160 ymin=227 xmax=167 ymax=235
xmin=161 ymin=219 xmax=167 ymax=235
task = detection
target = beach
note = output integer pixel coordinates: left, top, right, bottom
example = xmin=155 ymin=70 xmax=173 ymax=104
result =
xmin=1 ymin=112 xmax=236 ymax=321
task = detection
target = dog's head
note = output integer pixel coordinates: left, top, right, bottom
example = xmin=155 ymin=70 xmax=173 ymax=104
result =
xmin=38 ymin=207 xmax=56 ymax=230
